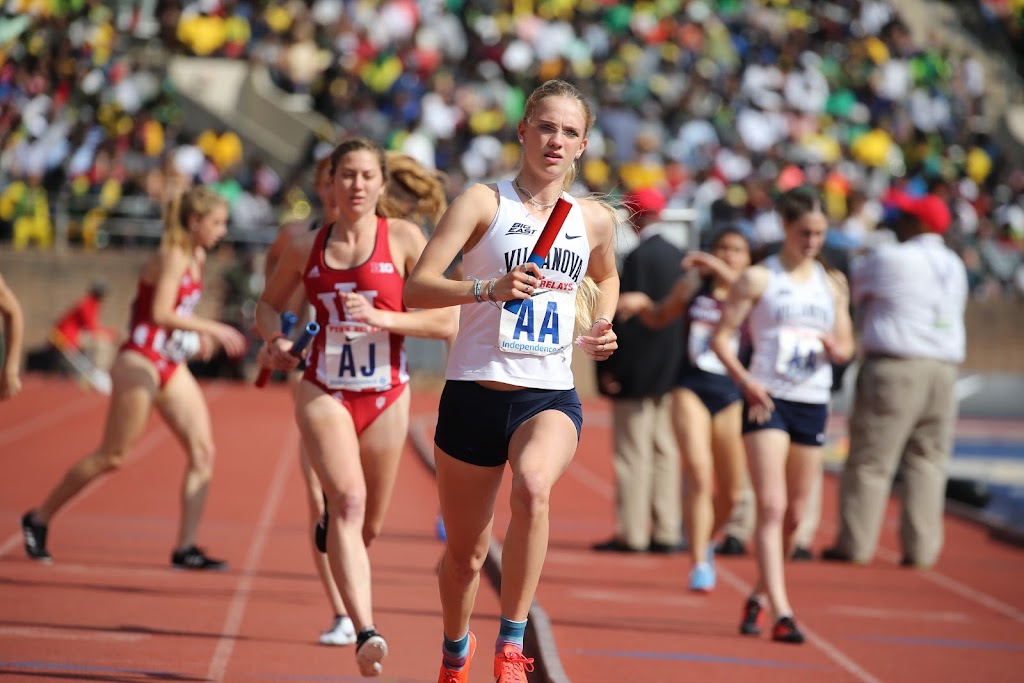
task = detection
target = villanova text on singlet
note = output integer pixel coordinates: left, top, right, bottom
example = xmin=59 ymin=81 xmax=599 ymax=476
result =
xmin=302 ymin=217 xmax=408 ymax=393
xmin=746 ymin=255 xmax=835 ymax=405
xmin=446 ymin=180 xmax=590 ymax=390
xmin=124 ymin=265 xmax=203 ymax=363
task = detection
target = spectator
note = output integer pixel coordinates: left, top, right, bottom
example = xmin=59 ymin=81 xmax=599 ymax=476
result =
xmin=824 ymin=191 xmax=968 ymax=568
xmin=26 ymin=282 xmax=117 ymax=375
xmin=593 ymin=187 xmax=686 ymax=555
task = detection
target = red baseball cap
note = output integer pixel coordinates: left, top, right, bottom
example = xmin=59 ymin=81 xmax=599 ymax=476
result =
xmin=623 ymin=187 xmax=667 ymax=216
xmin=888 ymin=191 xmax=951 ymax=234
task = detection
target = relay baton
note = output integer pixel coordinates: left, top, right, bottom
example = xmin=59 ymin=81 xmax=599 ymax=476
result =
xmin=254 ymin=320 xmax=319 ymax=388
xmin=503 ymin=197 xmax=572 ymax=315
xmin=254 ymin=311 xmax=298 ymax=388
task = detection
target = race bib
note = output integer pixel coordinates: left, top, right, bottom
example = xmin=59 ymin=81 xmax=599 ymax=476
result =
xmin=688 ymin=320 xmax=735 ymax=375
xmin=163 ymin=330 xmax=201 ymax=363
xmin=775 ymin=326 xmax=824 ymax=380
xmin=323 ymin=322 xmax=391 ymax=390
xmin=497 ymin=291 xmax=572 ymax=356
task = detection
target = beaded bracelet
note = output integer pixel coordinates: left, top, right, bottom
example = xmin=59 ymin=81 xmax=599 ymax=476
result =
xmin=486 ymin=279 xmax=497 ymax=302
xmin=472 ymin=278 xmax=484 ymax=303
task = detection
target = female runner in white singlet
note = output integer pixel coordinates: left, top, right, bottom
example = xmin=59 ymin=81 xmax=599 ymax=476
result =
xmin=711 ymin=187 xmax=854 ymax=644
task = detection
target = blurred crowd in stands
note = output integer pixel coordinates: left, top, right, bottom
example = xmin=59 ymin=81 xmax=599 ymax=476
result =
xmin=1 ymin=0 xmax=1023 ymax=298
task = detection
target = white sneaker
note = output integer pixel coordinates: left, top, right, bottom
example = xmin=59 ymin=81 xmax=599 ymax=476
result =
xmin=355 ymin=632 xmax=388 ymax=677
xmin=319 ymin=615 xmax=357 ymax=646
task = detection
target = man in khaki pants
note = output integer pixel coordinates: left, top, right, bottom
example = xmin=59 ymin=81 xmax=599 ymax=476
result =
xmin=593 ymin=188 xmax=685 ymax=554
xmin=823 ymin=191 xmax=967 ymax=568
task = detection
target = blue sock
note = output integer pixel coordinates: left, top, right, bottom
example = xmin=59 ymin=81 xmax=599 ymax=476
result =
xmin=442 ymin=632 xmax=471 ymax=670
xmin=496 ymin=616 xmax=527 ymax=651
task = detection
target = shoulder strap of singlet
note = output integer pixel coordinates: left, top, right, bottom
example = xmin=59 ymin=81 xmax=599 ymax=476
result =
xmin=372 ymin=216 xmax=395 ymax=266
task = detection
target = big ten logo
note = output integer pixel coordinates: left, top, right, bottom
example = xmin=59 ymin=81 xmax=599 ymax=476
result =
xmin=316 ymin=283 xmax=380 ymax=324
xmin=175 ymin=289 xmax=202 ymax=317
xmin=509 ymin=299 xmax=560 ymax=344
xmin=369 ymin=262 xmax=395 ymax=274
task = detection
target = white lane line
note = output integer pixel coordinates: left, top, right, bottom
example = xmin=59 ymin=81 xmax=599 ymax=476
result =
xmin=206 ymin=424 xmax=298 ymax=682
xmin=0 ymin=393 xmax=98 ymax=447
xmin=571 ymin=457 xmax=885 ymax=683
xmin=566 ymin=458 xmax=614 ymax=498
xmin=875 ymin=546 xmax=1024 ymax=624
xmin=716 ymin=567 xmax=883 ymax=683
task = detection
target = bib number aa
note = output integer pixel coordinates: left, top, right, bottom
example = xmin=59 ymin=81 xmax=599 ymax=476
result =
xmin=498 ymin=297 xmax=568 ymax=356
xmin=775 ymin=326 xmax=824 ymax=380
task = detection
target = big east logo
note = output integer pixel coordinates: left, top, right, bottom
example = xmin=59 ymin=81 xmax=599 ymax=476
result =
xmin=506 ymin=222 xmax=536 ymax=236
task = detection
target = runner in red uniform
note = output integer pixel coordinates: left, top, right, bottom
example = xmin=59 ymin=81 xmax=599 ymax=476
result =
xmin=21 ymin=186 xmax=247 ymax=570
xmin=256 ymin=138 xmax=457 ymax=677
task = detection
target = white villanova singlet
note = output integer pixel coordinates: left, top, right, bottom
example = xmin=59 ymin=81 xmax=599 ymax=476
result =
xmin=446 ymin=181 xmax=590 ymax=390
xmin=746 ymin=255 xmax=835 ymax=405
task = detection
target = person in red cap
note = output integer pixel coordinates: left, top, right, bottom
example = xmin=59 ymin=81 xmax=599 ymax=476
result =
xmin=823 ymin=190 xmax=968 ymax=569
xmin=592 ymin=185 xmax=687 ymax=557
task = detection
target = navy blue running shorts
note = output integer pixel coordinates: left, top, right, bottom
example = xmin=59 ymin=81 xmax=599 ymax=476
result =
xmin=741 ymin=396 xmax=828 ymax=446
xmin=434 ymin=380 xmax=583 ymax=468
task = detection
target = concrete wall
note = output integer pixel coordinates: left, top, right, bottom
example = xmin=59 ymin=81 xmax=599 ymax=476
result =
xmin=2 ymin=247 xmax=1022 ymax=390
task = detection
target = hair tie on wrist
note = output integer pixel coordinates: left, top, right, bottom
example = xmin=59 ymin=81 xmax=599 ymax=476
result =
xmin=593 ymin=317 xmax=611 ymax=327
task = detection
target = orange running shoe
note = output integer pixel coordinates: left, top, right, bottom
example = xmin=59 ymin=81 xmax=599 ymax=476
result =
xmin=438 ymin=631 xmax=476 ymax=683
xmin=493 ymin=644 xmax=535 ymax=683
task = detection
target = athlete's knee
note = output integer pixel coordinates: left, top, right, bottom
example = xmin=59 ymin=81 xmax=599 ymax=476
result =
xmin=187 ymin=441 xmax=216 ymax=480
xmin=784 ymin=501 xmax=806 ymax=536
xmin=94 ymin=448 xmax=129 ymax=472
xmin=362 ymin=518 xmax=383 ymax=547
xmin=325 ymin=488 xmax=367 ymax=526
xmin=510 ymin=471 xmax=552 ymax=519
xmin=441 ymin=545 xmax=488 ymax=583
xmin=756 ymin=496 xmax=787 ymax=527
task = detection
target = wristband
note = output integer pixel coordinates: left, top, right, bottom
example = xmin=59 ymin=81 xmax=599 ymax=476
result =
xmin=472 ymin=278 xmax=484 ymax=303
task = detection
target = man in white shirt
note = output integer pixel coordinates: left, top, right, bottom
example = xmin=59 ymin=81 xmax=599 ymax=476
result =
xmin=823 ymin=191 xmax=967 ymax=568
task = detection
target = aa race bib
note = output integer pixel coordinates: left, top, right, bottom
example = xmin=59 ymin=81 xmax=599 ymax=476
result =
xmin=497 ymin=290 xmax=573 ymax=356
xmin=775 ymin=326 xmax=824 ymax=380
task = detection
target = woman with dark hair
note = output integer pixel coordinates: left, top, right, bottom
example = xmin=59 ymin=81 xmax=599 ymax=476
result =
xmin=618 ymin=226 xmax=753 ymax=592
xmin=711 ymin=188 xmax=854 ymax=643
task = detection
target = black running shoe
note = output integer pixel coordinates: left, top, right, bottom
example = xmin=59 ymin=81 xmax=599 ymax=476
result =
xmin=790 ymin=545 xmax=813 ymax=561
xmin=314 ymin=492 xmax=328 ymax=554
xmin=739 ymin=597 xmax=764 ymax=636
xmin=772 ymin=616 xmax=805 ymax=644
xmin=716 ymin=535 xmax=747 ymax=556
xmin=21 ymin=511 xmax=52 ymax=563
xmin=171 ymin=545 xmax=228 ymax=570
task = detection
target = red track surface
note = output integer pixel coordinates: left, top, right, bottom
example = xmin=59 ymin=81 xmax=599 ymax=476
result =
xmin=2 ymin=376 xmax=1022 ymax=682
